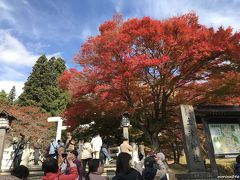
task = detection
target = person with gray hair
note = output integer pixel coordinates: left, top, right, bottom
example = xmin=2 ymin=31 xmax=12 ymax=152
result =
xmin=155 ymin=153 xmax=168 ymax=170
xmin=134 ymin=152 xmax=168 ymax=180
xmin=155 ymin=152 xmax=168 ymax=180
xmin=34 ymin=138 xmax=42 ymax=165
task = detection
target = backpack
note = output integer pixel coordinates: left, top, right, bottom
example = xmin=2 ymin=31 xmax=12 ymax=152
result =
xmin=51 ymin=142 xmax=58 ymax=156
xmin=45 ymin=145 xmax=50 ymax=158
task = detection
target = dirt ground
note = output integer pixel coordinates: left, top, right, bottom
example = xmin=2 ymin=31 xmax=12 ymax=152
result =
xmin=167 ymin=156 xmax=236 ymax=179
xmin=168 ymin=163 xmax=188 ymax=180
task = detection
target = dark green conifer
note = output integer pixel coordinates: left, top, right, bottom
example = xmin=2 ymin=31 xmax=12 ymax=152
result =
xmin=8 ymin=86 xmax=16 ymax=104
xmin=18 ymin=55 xmax=69 ymax=116
xmin=0 ymin=90 xmax=8 ymax=104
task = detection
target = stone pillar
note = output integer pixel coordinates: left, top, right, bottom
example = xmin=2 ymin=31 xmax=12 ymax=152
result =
xmin=0 ymin=129 xmax=6 ymax=171
xmin=121 ymin=112 xmax=130 ymax=140
xmin=179 ymin=105 xmax=205 ymax=172
xmin=176 ymin=105 xmax=218 ymax=180
xmin=123 ymin=127 xmax=129 ymax=139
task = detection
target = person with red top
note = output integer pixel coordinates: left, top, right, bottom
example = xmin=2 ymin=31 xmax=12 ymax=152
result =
xmin=66 ymin=150 xmax=84 ymax=180
xmin=42 ymin=153 xmax=78 ymax=180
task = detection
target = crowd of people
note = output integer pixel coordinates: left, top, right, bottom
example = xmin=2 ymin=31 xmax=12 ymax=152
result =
xmin=43 ymin=132 xmax=113 ymax=179
xmin=9 ymin=132 xmax=240 ymax=180
xmin=40 ymin=134 xmax=169 ymax=180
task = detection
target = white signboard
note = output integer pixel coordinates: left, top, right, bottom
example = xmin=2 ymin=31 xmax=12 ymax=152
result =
xmin=0 ymin=118 xmax=9 ymax=128
xmin=209 ymin=124 xmax=240 ymax=155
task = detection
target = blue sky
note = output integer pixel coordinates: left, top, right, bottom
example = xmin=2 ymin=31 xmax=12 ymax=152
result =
xmin=0 ymin=0 xmax=239 ymax=97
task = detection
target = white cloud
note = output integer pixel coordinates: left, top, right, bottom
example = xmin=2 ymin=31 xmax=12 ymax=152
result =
xmin=0 ymin=80 xmax=24 ymax=98
xmin=0 ymin=66 xmax=25 ymax=81
xmin=128 ymin=0 xmax=240 ymax=30
xmin=199 ymin=12 xmax=240 ymax=30
xmin=0 ymin=30 xmax=63 ymax=99
xmin=46 ymin=52 xmax=62 ymax=59
xmin=0 ymin=1 xmax=15 ymax=24
xmin=0 ymin=30 xmax=62 ymax=67
xmin=0 ymin=31 xmax=39 ymax=67
xmin=26 ymin=42 xmax=50 ymax=53
xmin=80 ymin=28 xmax=93 ymax=40
xmin=113 ymin=1 xmax=123 ymax=13
xmin=22 ymin=0 xmax=29 ymax=5
xmin=0 ymin=1 xmax=11 ymax=11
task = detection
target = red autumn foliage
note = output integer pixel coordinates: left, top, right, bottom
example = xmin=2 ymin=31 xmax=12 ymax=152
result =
xmin=0 ymin=104 xmax=53 ymax=147
xmin=60 ymin=13 xmax=240 ymax=148
xmin=176 ymin=71 xmax=240 ymax=105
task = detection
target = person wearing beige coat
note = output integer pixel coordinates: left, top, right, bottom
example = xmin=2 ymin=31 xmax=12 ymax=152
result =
xmin=81 ymin=142 xmax=92 ymax=176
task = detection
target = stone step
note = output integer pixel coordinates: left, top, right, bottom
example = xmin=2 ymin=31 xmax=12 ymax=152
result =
xmin=0 ymin=163 xmax=116 ymax=172
xmin=1 ymin=174 xmax=114 ymax=180
xmin=0 ymin=164 xmax=116 ymax=179
xmin=0 ymin=175 xmax=114 ymax=180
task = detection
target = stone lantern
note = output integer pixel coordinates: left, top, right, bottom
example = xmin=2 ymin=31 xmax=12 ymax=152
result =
xmin=121 ymin=112 xmax=131 ymax=139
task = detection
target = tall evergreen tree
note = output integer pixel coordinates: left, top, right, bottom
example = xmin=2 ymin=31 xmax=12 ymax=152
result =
xmin=18 ymin=55 xmax=69 ymax=116
xmin=0 ymin=90 xmax=8 ymax=104
xmin=8 ymin=86 xmax=16 ymax=104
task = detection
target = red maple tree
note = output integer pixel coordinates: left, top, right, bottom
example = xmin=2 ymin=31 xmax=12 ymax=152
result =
xmin=60 ymin=13 xmax=240 ymax=149
xmin=0 ymin=103 xmax=53 ymax=150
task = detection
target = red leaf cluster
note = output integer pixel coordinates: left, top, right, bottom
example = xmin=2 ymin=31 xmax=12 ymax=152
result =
xmin=60 ymin=12 xmax=240 ymax=128
xmin=0 ymin=104 xmax=52 ymax=147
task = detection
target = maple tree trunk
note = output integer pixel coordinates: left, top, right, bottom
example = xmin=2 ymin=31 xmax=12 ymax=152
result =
xmin=175 ymin=142 xmax=181 ymax=164
xmin=151 ymin=133 xmax=160 ymax=150
xmin=171 ymin=142 xmax=177 ymax=164
xmin=143 ymin=129 xmax=161 ymax=151
xmin=170 ymin=140 xmax=181 ymax=164
xmin=177 ymin=149 xmax=181 ymax=164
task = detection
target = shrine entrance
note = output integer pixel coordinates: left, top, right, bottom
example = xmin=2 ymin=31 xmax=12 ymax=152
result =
xmin=176 ymin=105 xmax=240 ymax=180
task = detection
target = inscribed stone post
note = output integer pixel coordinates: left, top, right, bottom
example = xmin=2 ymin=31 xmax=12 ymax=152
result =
xmin=180 ymin=105 xmax=205 ymax=172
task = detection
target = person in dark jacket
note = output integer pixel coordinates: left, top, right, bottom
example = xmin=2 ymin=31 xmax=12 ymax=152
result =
xmin=11 ymin=165 xmax=29 ymax=180
xmin=13 ymin=134 xmax=25 ymax=168
xmin=112 ymin=152 xmax=143 ymax=180
xmin=85 ymin=159 xmax=106 ymax=180
xmin=143 ymin=156 xmax=157 ymax=180
xmin=235 ymin=155 xmax=240 ymax=179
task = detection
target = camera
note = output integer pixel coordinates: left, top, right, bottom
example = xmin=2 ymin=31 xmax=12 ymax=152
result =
xmin=62 ymin=153 xmax=67 ymax=158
